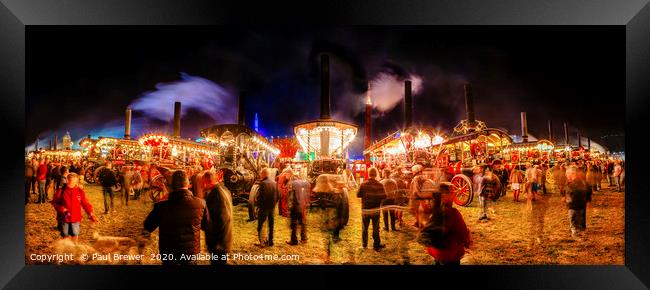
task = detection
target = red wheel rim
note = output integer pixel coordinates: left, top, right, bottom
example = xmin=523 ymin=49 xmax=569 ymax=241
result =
xmin=451 ymin=176 xmax=470 ymax=206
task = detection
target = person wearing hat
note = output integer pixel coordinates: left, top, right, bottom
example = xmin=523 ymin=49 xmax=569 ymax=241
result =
xmin=143 ymin=170 xmax=210 ymax=265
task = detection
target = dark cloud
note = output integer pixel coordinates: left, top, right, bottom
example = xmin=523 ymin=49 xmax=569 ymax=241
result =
xmin=26 ymin=26 xmax=624 ymax=155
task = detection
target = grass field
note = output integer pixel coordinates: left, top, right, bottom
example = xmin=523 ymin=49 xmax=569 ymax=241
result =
xmin=25 ymin=180 xmax=624 ymax=265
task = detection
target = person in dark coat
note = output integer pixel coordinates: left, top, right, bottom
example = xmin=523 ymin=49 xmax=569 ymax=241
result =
xmin=357 ymin=167 xmax=387 ymax=251
xmin=255 ymin=168 xmax=279 ymax=247
xmin=286 ymin=174 xmax=310 ymax=245
xmin=143 ymin=170 xmax=210 ymax=265
xmin=51 ymin=164 xmax=62 ymax=193
xmin=96 ymin=162 xmax=118 ymax=214
xmin=493 ymin=163 xmax=509 ymax=197
xmin=563 ymin=165 xmax=592 ymax=240
xmin=203 ymin=171 xmax=233 ymax=265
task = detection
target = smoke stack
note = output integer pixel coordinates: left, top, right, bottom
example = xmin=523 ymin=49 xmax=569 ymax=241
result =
xmin=587 ymin=137 xmax=591 ymax=150
xmin=563 ymin=122 xmax=569 ymax=146
xmin=464 ymin=83 xmax=475 ymax=125
xmin=520 ymin=112 xmax=529 ymax=143
xmin=238 ymin=91 xmax=246 ymax=126
xmin=404 ymin=80 xmax=413 ymax=128
xmin=124 ymin=107 xmax=132 ymax=139
xmin=320 ymin=54 xmax=331 ymax=119
xmin=35 ymin=136 xmax=39 ymax=151
xmin=548 ymin=120 xmax=553 ymax=142
xmin=173 ymin=101 xmax=181 ymax=138
xmin=54 ymin=133 xmax=58 ymax=150
xmin=577 ymin=131 xmax=582 ymax=148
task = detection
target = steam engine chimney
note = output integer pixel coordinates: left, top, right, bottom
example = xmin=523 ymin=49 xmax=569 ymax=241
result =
xmin=464 ymin=83 xmax=475 ymax=125
xmin=124 ymin=107 xmax=132 ymax=139
xmin=404 ymin=80 xmax=413 ymax=129
xmin=238 ymin=91 xmax=246 ymax=126
xmin=520 ymin=112 xmax=529 ymax=143
xmin=548 ymin=120 xmax=553 ymax=142
xmin=320 ymin=54 xmax=331 ymax=119
xmin=173 ymin=101 xmax=181 ymax=138
xmin=563 ymin=122 xmax=569 ymax=146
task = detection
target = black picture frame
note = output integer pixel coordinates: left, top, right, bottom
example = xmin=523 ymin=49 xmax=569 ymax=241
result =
xmin=1 ymin=0 xmax=648 ymax=289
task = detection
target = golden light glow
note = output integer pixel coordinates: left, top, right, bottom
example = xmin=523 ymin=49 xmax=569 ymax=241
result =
xmin=294 ymin=122 xmax=357 ymax=158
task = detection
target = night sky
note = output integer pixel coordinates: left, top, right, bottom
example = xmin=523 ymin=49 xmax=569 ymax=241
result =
xmin=26 ymin=26 xmax=625 ymax=157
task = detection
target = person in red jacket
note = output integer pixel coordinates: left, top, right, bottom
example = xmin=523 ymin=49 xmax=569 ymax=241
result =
xmin=418 ymin=182 xmax=471 ymax=265
xmin=36 ymin=158 xmax=49 ymax=203
xmin=52 ymin=173 xmax=98 ymax=240
xmin=276 ymin=168 xmax=293 ymax=218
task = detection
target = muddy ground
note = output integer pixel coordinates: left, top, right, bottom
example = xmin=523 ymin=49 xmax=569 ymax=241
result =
xmin=25 ymin=180 xmax=624 ymax=265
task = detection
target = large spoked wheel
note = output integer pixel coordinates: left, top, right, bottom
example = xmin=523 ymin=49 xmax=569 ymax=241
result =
xmin=545 ymin=169 xmax=555 ymax=189
xmin=451 ymin=174 xmax=473 ymax=207
xmin=148 ymin=176 xmax=167 ymax=203
xmin=247 ymin=184 xmax=259 ymax=220
xmin=84 ymin=168 xmax=96 ymax=184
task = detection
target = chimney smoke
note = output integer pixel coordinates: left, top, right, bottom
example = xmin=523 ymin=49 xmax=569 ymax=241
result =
xmin=404 ymin=80 xmax=413 ymax=128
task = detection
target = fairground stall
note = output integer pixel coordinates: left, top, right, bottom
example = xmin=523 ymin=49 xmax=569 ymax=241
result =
xmin=501 ymin=139 xmax=555 ymax=167
xmin=27 ymin=149 xmax=83 ymax=163
xmin=363 ymin=127 xmax=447 ymax=169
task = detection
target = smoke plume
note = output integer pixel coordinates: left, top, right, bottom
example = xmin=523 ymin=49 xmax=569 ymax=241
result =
xmin=129 ymin=72 xmax=236 ymax=123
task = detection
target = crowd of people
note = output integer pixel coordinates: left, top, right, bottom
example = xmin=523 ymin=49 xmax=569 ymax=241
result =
xmin=24 ymin=156 xmax=87 ymax=205
xmin=25 ymin=154 xmax=625 ymax=265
